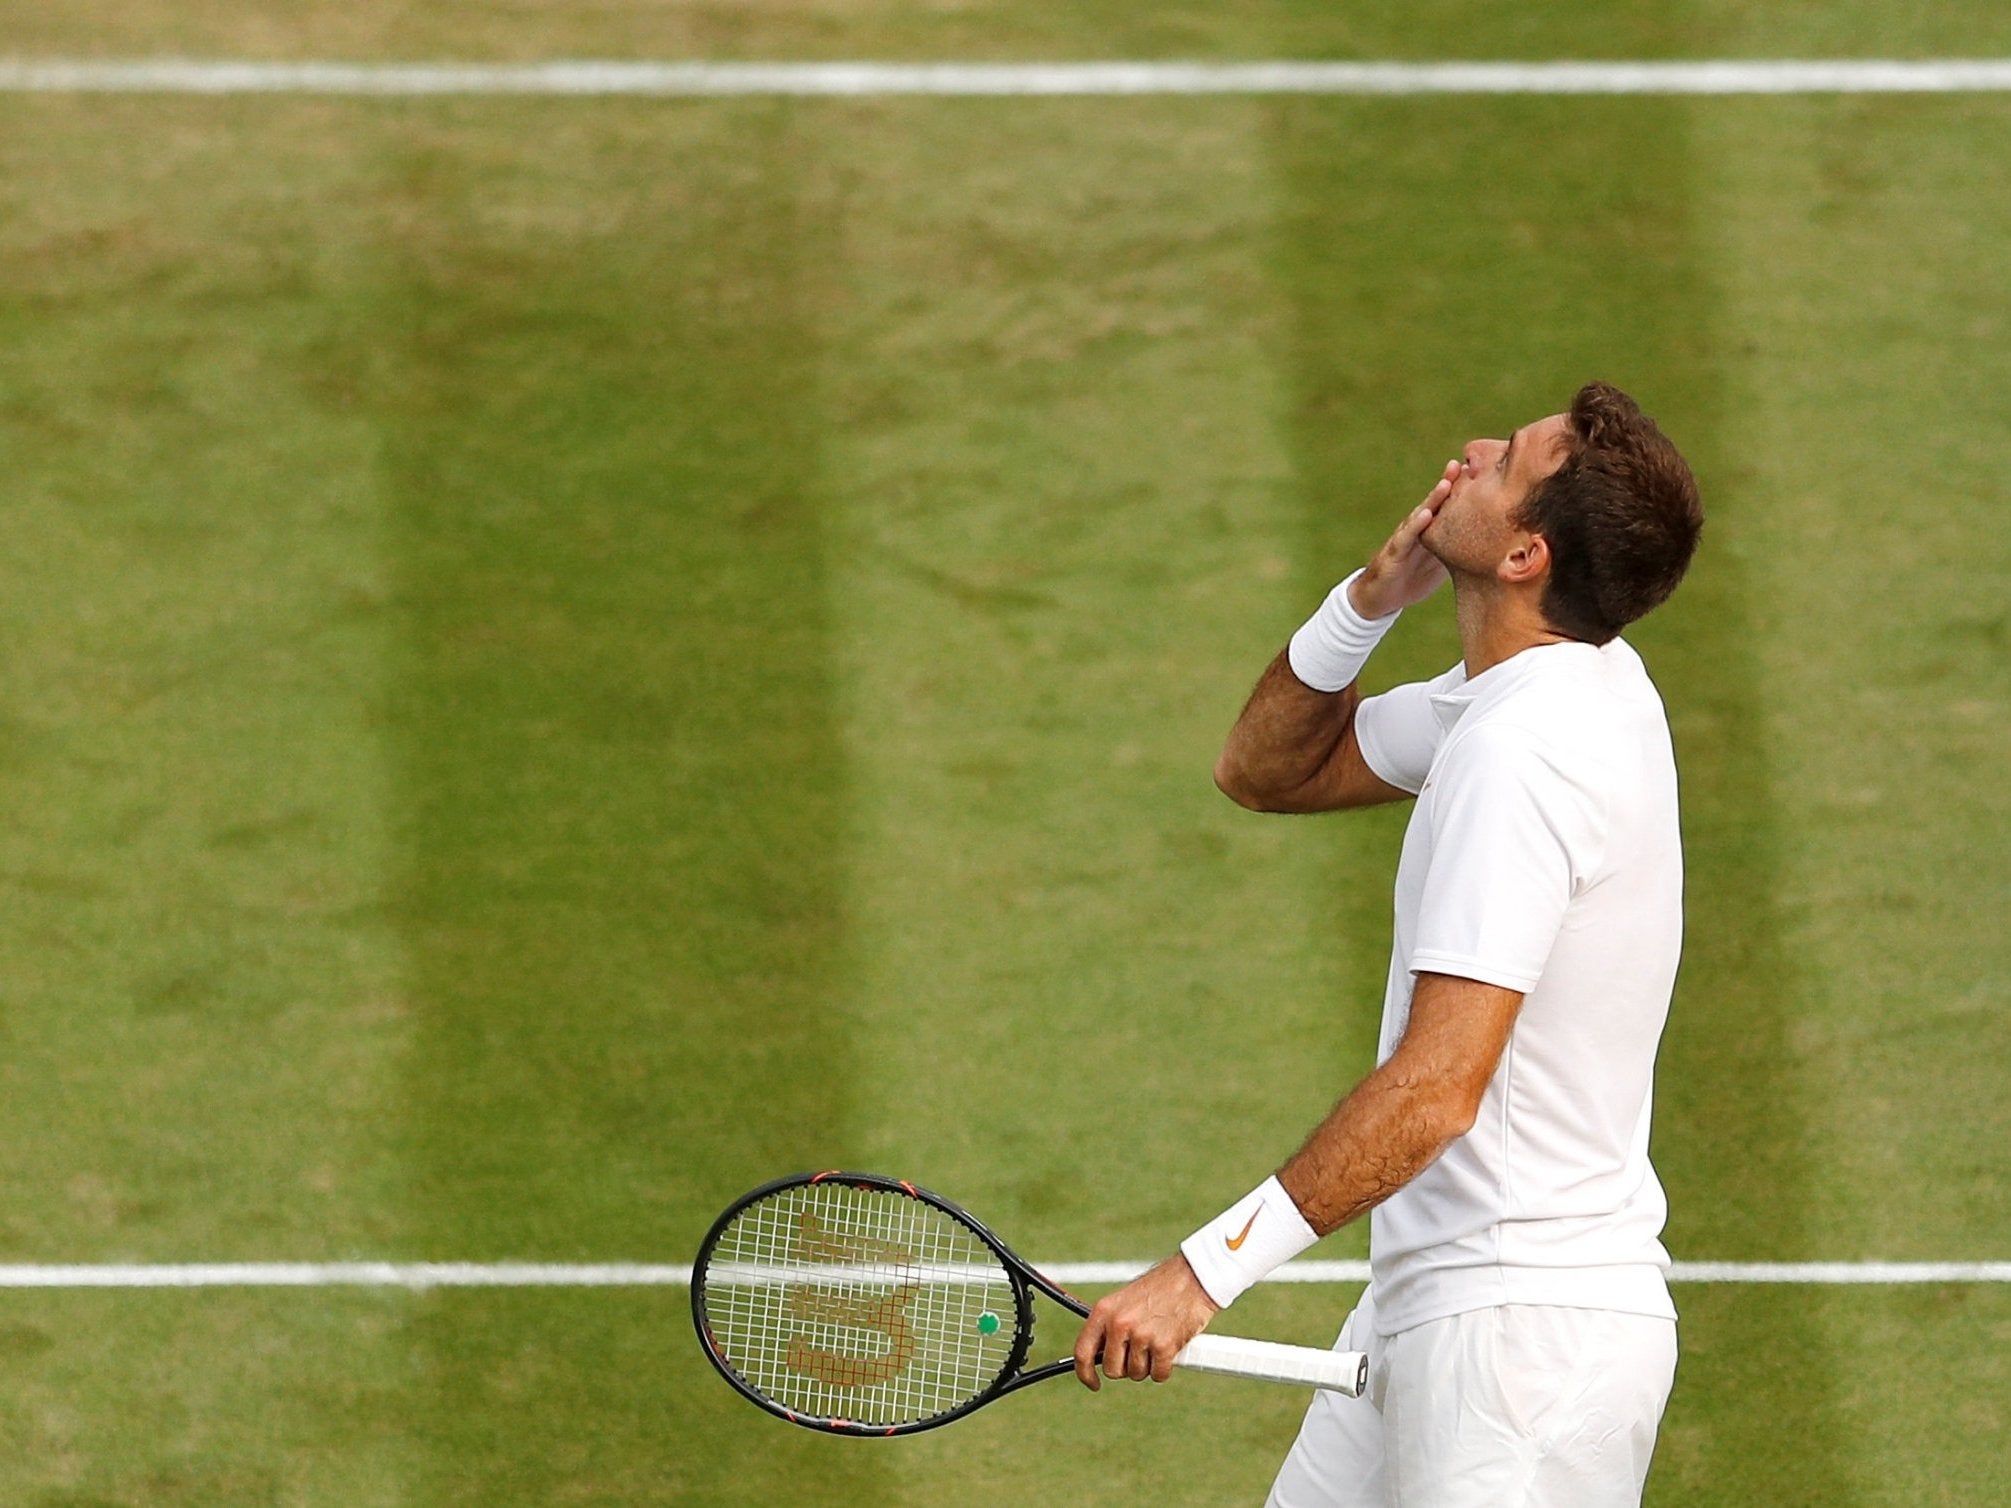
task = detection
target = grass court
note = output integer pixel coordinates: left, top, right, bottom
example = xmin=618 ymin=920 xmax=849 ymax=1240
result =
xmin=0 ymin=3 xmax=2005 ymax=1503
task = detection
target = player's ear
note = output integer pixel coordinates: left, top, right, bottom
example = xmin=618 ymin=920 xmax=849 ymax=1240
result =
xmin=1499 ymin=531 xmax=1549 ymax=587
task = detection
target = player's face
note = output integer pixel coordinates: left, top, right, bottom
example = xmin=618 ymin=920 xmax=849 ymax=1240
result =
xmin=1424 ymin=412 xmax=1572 ymax=577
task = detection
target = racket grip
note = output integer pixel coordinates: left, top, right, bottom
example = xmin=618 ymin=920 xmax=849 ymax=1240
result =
xmin=1173 ymin=1334 xmax=1369 ymax=1396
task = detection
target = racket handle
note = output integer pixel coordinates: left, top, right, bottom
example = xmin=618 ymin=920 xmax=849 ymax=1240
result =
xmin=1173 ymin=1334 xmax=1369 ymax=1397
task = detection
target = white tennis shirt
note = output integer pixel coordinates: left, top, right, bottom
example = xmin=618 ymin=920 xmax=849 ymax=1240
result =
xmin=1353 ymin=637 xmax=1681 ymax=1337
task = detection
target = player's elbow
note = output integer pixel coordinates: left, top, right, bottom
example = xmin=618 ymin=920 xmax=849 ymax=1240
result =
xmin=1215 ymin=749 xmax=1314 ymax=813
xmin=1214 ymin=751 xmax=1270 ymax=810
xmin=1431 ymin=1076 xmax=1493 ymax=1143
xmin=1403 ymin=1072 xmax=1486 ymax=1147
xmin=1435 ymin=1094 xmax=1481 ymax=1143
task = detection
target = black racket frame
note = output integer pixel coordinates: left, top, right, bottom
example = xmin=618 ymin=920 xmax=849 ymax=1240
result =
xmin=691 ymin=1170 xmax=1091 ymax=1437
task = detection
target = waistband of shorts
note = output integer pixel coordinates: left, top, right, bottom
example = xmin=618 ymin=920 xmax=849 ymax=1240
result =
xmin=1370 ymin=1262 xmax=1677 ymax=1336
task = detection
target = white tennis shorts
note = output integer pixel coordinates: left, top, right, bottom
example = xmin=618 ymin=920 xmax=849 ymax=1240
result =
xmin=1266 ymin=1287 xmax=1677 ymax=1508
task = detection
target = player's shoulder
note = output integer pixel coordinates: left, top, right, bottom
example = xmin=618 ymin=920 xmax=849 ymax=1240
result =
xmin=1493 ymin=638 xmax=1660 ymax=724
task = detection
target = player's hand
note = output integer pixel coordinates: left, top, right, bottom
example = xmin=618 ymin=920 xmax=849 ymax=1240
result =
xmin=1349 ymin=461 xmax=1457 ymax=620
xmin=1071 ymin=1253 xmax=1220 ymax=1390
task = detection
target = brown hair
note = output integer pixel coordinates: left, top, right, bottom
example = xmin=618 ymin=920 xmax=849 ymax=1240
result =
xmin=1514 ymin=382 xmax=1703 ymax=644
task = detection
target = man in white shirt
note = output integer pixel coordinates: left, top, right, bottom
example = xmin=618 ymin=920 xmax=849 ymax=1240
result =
xmin=1072 ymin=383 xmax=1704 ymax=1506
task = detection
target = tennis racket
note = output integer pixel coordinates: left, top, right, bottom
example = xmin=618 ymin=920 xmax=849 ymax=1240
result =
xmin=691 ymin=1170 xmax=1368 ymax=1436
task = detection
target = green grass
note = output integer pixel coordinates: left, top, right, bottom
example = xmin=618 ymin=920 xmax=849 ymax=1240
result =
xmin=0 ymin=8 xmax=2005 ymax=1504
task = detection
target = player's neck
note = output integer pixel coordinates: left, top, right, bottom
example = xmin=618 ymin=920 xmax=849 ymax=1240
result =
xmin=1452 ymin=578 xmax=1578 ymax=680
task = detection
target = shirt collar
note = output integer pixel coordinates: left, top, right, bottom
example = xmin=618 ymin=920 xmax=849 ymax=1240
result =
xmin=1428 ymin=640 xmax=1600 ymax=731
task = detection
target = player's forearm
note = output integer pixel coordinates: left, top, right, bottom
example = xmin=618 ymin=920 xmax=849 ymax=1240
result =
xmin=1183 ymin=976 xmax=1519 ymax=1308
xmin=1214 ymin=651 xmax=1363 ymax=812
xmin=1218 ymin=558 xmax=1414 ymax=811
xmin=1274 ymin=1060 xmax=1474 ymax=1236
xmin=1178 ymin=1058 xmax=1465 ymax=1309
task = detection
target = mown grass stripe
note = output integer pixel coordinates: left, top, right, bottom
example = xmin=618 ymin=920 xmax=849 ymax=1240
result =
xmin=370 ymin=103 xmax=882 ymax=1507
xmin=0 ymin=1261 xmax=2001 ymax=1288
xmin=377 ymin=104 xmax=853 ymax=1258
xmin=6 ymin=60 xmax=2011 ymax=96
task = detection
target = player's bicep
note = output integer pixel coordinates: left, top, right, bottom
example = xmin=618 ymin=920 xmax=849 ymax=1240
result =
xmin=1317 ymin=724 xmax=1416 ymax=810
xmin=1353 ymin=671 xmax=1459 ymax=798
xmin=1252 ymin=711 xmax=1414 ymax=812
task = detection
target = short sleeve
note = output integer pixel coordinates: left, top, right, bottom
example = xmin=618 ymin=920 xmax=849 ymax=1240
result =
xmin=1354 ymin=664 xmax=1465 ymax=795
xmin=1408 ymin=725 xmax=1601 ymax=993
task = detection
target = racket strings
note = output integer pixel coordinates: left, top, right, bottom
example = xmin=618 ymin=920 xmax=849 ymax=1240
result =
xmin=701 ymin=1182 xmax=1019 ymax=1426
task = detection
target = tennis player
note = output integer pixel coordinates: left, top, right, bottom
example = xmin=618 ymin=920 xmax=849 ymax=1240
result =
xmin=1073 ymin=382 xmax=1704 ymax=1506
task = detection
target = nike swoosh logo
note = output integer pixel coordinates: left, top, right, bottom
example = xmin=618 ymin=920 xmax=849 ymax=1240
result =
xmin=1225 ymin=1210 xmax=1260 ymax=1251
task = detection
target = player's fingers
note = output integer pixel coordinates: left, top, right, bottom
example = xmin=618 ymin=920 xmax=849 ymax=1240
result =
xmin=1417 ymin=461 xmax=1456 ymax=518
xmin=1391 ymin=474 xmax=1453 ymax=546
xmin=1125 ymin=1341 xmax=1152 ymax=1382
xmin=1150 ymin=1345 xmax=1177 ymax=1384
xmin=1072 ymin=1312 xmax=1105 ymax=1390
xmin=1100 ymin=1326 xmax=1132 ymax=1385
xmin=1384 ymin=495 xmax=1441 ymax=558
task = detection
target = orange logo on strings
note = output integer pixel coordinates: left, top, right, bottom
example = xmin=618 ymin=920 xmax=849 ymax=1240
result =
xmin=784 ymin=1212 xmax=919 ymax=1389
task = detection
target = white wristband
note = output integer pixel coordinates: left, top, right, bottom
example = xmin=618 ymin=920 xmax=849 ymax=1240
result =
xmin=1179 ymin=1176 xmax=1320 ymax=1310
xmin=1286 ymin=569 xmax=1400 ymax=693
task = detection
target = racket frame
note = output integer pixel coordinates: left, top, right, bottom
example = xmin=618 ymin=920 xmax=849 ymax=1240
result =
xmin=690 ymin=1170 xmax=1091 ymax=1437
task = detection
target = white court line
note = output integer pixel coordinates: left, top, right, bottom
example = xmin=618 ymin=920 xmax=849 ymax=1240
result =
xmin=5 ymin=59 xmax=2011 ymax=96
xmin=0 ymin=1263 xmax=692 ymax=1289
xmin=0 ymin=1261 xmax=2002 ymax=1288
